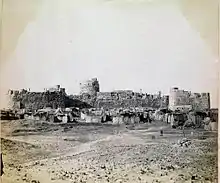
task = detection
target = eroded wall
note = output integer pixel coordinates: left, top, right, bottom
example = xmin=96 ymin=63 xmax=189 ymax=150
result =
xmin=169 ymin=87 xmax=210 ymax=111
xmin=75 ymin=91 xmax=169 ymax=109
xmin=8 ymin=89 xmax=66 ymax=110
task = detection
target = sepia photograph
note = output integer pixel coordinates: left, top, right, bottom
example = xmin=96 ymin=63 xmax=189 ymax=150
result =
xmin=0 ymin=0 xmax=219 ymax=182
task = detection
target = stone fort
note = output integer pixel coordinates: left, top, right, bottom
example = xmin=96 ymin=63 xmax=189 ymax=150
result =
xmin=6 ymin=78 xmax=210 ymax=111
xmin=75 ymin=78 xmax=169 ymax=109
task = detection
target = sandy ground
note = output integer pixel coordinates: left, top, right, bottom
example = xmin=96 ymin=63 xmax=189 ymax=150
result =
xmin=0 ymin=119 xmax=218 ymax=183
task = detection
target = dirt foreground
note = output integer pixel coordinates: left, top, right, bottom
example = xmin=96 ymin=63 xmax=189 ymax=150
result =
xmin=0 ymin=120 xmax=218 ymax=183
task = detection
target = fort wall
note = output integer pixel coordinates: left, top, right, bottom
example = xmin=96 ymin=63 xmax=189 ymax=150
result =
xmin=7 ymin=89 xmax=67 ymax=110
xmin=7 ymin=86 xmax=91 ymax=111
xmin=169 ymin=87 xmax=210 ymax=111
xmin=77 ymin=91 xmax=169 ymax=109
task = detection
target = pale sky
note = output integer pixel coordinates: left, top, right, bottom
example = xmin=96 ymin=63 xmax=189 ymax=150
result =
xmin=0 ymin=0 xmax=219 ymax=108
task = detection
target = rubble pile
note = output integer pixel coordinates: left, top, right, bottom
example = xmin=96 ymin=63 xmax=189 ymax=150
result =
xmin=72 ymin=93 xmax=97 ymax=107
xmin=177 ymin=138 xmax=192 ymax=147
xmin=0 ymin=109 xmax=20 ymax=120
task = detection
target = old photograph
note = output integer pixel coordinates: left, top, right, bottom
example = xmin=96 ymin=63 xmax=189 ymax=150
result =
xmin=0 ymin=0 xmax=219 ymax=183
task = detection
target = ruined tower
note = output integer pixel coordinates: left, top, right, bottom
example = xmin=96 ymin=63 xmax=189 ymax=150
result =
xmin=7 ymin=89 xmax=21 ymax=109
xmin=79 ymin=78 xmax=100 ymax=96
xmin=169 ymin=87 xmax=179 ymax=110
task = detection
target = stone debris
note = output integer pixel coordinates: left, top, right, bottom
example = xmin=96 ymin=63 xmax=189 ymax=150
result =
xmin=1 ymin=117 xmax=217 ymax=183
xmin=177 ymin=138 xmax=192 ymax=147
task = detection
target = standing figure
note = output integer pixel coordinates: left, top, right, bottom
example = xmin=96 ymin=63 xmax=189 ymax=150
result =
xmin=1 ymin=153 xmax=4 ymax=176
xmin=165 ymin=113 xmax=169 ymax=124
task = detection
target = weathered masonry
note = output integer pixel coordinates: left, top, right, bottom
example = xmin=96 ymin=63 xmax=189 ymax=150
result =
xmin=169 ymin=87 xmax=210 ymax=111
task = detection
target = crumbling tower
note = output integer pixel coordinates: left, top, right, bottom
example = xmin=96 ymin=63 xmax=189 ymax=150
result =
xmin=169 ymin=87 xmax=179 ymax=110
xmin=79 ymin=78 xmax=100 ymax=95
xmin=7 ymin=89 xmax=21 ymax=109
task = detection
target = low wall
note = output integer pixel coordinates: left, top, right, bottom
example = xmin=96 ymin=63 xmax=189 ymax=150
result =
xmin=84 ymin=115 xmax=102 ymax=123
xmin=112 ymin=116 xmax=124 ymax=125
xmin=112 ymin=116 xmax=140 ymax=125
xmin=205 ymin=122 xmax=218 ymax=131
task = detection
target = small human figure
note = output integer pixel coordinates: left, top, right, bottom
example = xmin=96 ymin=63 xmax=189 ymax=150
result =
xmin=160 ymin=130 xmax=163 ymax=136
xmin=1 ymin=152 xmax=4 ymax=176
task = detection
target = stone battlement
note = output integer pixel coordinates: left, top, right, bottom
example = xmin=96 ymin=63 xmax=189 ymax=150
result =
xmin=6 ymin=82 xmax=210 ymax=112
xmin=75 ymin=90 xmax=169 ymax=109
xmin=169 ymin=87 xmax=210 ymax=111
xmin=6 ymin=86 xmax=91 ymax=111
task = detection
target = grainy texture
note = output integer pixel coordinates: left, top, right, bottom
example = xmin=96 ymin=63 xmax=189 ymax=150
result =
xmin=1 ymin=120 xmax=217 ymax=183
